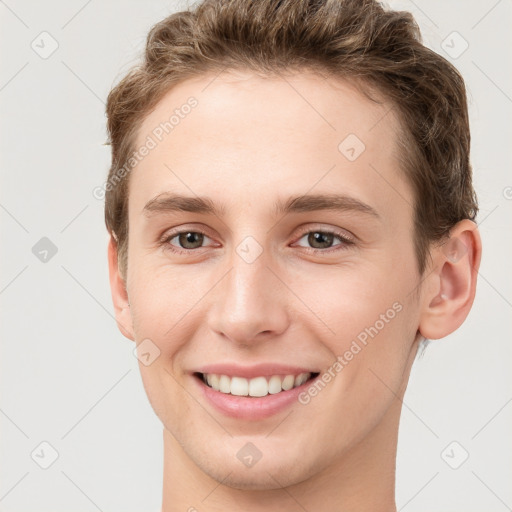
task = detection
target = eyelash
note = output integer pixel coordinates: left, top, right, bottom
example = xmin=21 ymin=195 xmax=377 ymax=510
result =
xmin=159 ymin=227 xmax=355 ymax=255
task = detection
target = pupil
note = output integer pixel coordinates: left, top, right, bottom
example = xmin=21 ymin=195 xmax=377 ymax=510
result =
xmin=179 ymin=232 xmax=203 ymax=249
xmin=309 ymin=232 xmax=333 ymax=249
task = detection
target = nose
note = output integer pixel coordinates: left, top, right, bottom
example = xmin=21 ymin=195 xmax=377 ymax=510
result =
xmin=207 ymin=251 xmax=290 ymax=346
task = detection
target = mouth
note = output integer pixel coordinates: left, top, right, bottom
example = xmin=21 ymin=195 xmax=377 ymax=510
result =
xmin=194 ymin=371 xmax=320 ymax=398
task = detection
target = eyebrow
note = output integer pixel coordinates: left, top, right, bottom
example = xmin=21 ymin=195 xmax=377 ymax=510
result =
xmin=143 ymin=192 xmax=380 ymax=220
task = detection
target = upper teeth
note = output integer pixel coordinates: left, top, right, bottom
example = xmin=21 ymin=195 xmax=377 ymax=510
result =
xmin=203 ymin=373 xmax=311 ymax=397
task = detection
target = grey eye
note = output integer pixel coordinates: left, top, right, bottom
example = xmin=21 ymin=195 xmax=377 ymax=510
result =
xmin=174 ymin=232 xmax=205 ymax=249
xmin=296 ymin=231 xmax=341 ymax=249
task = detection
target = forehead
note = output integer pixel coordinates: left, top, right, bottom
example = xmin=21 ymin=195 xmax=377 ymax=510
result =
xmin=130 ymin=70 xmax=410 ymax=221
xmin=136 ymin=70 xmax=399 ymax=152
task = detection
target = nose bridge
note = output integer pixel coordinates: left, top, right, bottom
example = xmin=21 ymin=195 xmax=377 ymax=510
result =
xmin=208 ymin=243 xmax=288 ymax=343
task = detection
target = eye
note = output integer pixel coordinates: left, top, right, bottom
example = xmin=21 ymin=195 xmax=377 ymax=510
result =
xmin=160 ymin=227 xmax=354 ymax=255
xmin=293 ymin=229 xmax=354 ymax=252
xmin=162 ymin=230 xmax=216 ymax=252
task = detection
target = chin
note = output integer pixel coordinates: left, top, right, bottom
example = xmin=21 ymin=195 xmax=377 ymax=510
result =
xmin=204 ymin=465 xmax=298 ymax=491
xmin=194 ymin=449 xmax=315 ymax=491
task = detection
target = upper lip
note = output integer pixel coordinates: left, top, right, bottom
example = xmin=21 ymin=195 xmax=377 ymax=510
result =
xmin=193 ymin=363 xmax=320 ymax=379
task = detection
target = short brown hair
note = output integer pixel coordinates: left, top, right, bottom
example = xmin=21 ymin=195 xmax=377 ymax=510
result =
xmin=104 ymin=0 xmax=478 ymax=278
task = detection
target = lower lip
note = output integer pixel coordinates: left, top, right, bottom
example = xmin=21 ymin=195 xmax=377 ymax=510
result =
xmin=193 ymin=374 xmax=318 ymax=420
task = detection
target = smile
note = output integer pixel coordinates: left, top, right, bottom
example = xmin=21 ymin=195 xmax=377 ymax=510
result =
xmin=197 ymin=372 xmax=319 ymax=397
xmin=191 ymin=363 xmax=322 ymax=419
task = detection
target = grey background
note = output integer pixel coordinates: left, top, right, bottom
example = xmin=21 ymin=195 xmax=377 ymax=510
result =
xmin=1 ymin=0 xmax=511 ymax=510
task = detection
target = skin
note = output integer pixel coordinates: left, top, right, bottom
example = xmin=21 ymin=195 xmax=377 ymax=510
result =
xmin=107 ymin=70 xmax=482 ymax=511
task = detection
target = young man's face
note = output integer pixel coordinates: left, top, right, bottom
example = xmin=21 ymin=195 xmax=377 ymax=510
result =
xmin=116 ymin=71 xmax=428 ymax=489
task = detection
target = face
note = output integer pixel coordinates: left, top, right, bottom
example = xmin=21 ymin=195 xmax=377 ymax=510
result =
xmin=119 ymin=70 xmax=426 ymax=489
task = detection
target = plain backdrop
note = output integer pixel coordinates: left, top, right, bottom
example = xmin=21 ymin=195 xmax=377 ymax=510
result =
xmin=1 ymin=1 xmax=511 ymax=510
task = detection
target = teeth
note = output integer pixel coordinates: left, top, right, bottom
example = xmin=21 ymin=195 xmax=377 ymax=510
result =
xmin=281 ymin=375 xmax=295 ymax=391
xmin=268 ymin=375 xmax=282 ymax=394
xmin=208 ymin=374 xmax=220 ymax=390
xmin=230 ymin=376 xmax=249 ymax=396
xmin=219 ymin=375 xmax=231 ymax=393
xmin=202 ymin=372 xmax=311 ymax=397
xmin=249 ymin=376 xmax=268 ymax=397
xmin=294 ymin=373 xmax=308 ymax=387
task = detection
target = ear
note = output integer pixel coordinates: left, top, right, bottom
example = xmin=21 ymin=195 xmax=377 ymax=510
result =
xmin=107 ymin=235 xmax=135 ymax=341
xmin=418 ymin=219 xmax=482 ymax=340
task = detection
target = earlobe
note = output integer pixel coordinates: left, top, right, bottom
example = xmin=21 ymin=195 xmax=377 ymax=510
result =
xmin=107 ymin=235 xmax=135 ymax=341
xmin=419 ymin=219 xmax=482 ymax=340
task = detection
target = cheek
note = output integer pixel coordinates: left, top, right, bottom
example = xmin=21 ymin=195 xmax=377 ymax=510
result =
xmin=295 ymin=263 xmax=407 ymax=338
xmin=297 ymin=264 xmax=418 ymax=394
xmin=127 ymin=261 xmax=198 ymax=337
xmin=126 ymin=263 xmax=209 ymax=402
